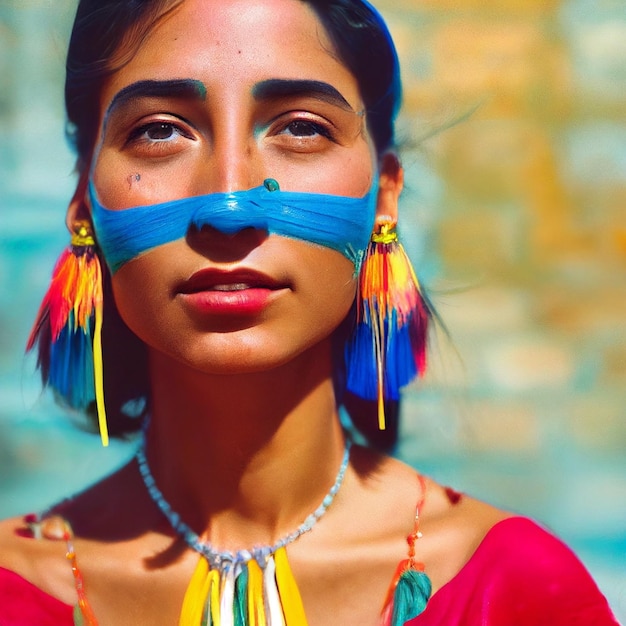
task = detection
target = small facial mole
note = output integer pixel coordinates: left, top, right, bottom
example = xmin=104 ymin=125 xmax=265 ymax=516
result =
xmin=127 ymin=173 xmax=141 ymax=189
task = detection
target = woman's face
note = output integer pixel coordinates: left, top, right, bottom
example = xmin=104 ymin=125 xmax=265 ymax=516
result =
xmin=89 ymin=0 xmax=378 ymax=374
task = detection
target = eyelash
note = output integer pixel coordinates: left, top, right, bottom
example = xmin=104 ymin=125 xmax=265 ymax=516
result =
xmin=126 ymin=121 xmax=193 ymax=147
xmin=266 ymin=111 xmax=340 ymax=153
xmin=277 ymin=119 xmax=334 ymax=140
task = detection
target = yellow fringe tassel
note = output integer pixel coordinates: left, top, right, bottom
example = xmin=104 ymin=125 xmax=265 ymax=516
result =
xmin=274 ymin=547 xmax=308 ymax=626
xmin=92 ymin=296 xmax=108 ymax=446
xmin=209 ymin=569 xmax=221 ymax=626
xmin=179 ymin=556 xmax=211 ymax=626
xmin=178 ymin=548 xmax=312 ymax=625
xmin=246 ymin=560 xmax=267 ymax=626
xmin=71 ymin=221 xmax=108 ymax=447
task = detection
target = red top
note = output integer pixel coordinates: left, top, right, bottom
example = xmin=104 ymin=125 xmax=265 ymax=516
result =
xmin=408 ymin=517 xmax=620 ymax=625
xmin=0 ymin=567 xmax=74 ymax=625
xmin=0 ymin=517 xmax=619 ymax=625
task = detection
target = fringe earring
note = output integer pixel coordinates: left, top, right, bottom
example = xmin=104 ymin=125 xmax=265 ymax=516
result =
xmin=345 ymin=220 xmax=431 ymax=430
xmin=27 ymin=220 xmax=108 ymax=446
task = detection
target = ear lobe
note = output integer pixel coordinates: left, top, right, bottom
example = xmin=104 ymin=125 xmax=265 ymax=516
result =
xmin=375 ymin=152 xmax=404 ymax=226
xmin=65 ymin=172 xmax=91 ymax=231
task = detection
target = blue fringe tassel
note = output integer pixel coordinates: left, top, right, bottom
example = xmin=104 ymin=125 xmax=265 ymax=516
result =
xmin=346 ymin=310 xmax=419 ymax=402
xmin=391 ymin=569 xmax=432 ymax=626
xmin=48 ymin=312 xmax=96 ymax=409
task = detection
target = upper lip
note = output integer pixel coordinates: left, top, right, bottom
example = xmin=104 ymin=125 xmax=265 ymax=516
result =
xmin=176 ymin=268 xmax=288 ymax=294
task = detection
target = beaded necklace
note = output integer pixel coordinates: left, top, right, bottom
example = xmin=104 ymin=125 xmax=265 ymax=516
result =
xmin=24 ymin=440 xmax=432 ymax=626
xmin=136 ymin=439 xmax=351 ymax=625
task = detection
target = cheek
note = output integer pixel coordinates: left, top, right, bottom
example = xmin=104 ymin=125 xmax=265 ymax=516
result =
xmin=91 ymin=145 xmax=204 ymax=211
xmin=265 ymin=141 xmax=375 ymax=198
xmin=108 ymin=257 xmax=174 ymax=349
xmin=295 ymin=245 xmax=358 ymax=326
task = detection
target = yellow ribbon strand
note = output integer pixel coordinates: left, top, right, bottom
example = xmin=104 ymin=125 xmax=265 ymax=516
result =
xmin=247 ymin=560 xmax=267 ymax=626
xmin=274 ymin=547 xmax=308 ymax=626
xmin=93 ymin=292 xmax=108 ymax=447
xmin=209 ymin=569 xmax=221 ymax=626
xmin=179 ymin=557 xmax=210 ymax=626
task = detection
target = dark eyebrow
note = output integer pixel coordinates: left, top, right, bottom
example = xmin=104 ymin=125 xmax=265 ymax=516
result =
xmin=252 ymin=79 xmax=356 ymax=112
xmin=104 ymin=79 xmax=207 ymax=119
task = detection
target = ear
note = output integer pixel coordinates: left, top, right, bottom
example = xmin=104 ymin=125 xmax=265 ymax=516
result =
xmin=65 ymin=172 xmax=91 ymax=232
xmin=375 ymin=152 xmax=404 ymax=226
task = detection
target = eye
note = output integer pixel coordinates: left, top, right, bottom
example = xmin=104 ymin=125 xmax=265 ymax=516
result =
xmin=126 ymin=120 xmax=194 ymax=146
xmin=280 ymin=120 xmax=332 ymax=139
xmin=143 ymin=122 xmax=177 ymax=141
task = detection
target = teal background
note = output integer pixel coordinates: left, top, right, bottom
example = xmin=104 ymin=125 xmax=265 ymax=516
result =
xmin=0 ymin=0 xmax=624 ymax=620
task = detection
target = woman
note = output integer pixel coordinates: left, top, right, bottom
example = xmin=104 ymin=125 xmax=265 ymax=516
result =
xmin=0 ymin=0 xmax=619 ymax=624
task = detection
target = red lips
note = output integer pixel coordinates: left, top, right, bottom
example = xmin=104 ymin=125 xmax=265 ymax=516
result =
xmin=177 ymin=268 xmax=288 ymax=316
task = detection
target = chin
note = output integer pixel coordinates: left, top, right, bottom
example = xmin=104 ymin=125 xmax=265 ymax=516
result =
xmin=166 ymin=329 xmax=334 ymax=378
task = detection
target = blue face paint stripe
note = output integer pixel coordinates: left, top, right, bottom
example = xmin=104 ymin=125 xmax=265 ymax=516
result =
xmin=89 ymin=182 xmax=377 ymax=274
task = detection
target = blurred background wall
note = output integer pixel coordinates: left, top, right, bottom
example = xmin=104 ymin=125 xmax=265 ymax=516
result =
xmin=0 ymin=0 xmax=624 ymax=618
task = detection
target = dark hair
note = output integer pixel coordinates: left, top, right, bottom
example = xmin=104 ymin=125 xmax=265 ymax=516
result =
xmin=64 ymin=0 xmax=403 ymax=448
xmin=65 ymin=0 xmax=183 ymax=172
xmin=305 ymin=0 xmax=401 ymax=154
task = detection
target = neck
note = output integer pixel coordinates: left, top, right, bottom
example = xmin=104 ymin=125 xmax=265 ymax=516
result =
xmin=142 ymin=338 xmax=347 ymax=550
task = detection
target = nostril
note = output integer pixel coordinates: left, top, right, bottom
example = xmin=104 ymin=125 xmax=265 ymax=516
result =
xmin=191 ymin=224 xmax=266 ymax=239
xmin=192 ymin=224 xmax=239 ymax=239
xmin=186 ymin=224 xmax=269 ymax=263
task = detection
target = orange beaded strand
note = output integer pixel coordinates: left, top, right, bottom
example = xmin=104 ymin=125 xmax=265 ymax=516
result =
xmin=64 ymin=528 xmax=99 ymax=626
xmin=24 ymin=514 xmax=99 ymax=626
xmin=381 ymin=474 xmax=428 ymax=611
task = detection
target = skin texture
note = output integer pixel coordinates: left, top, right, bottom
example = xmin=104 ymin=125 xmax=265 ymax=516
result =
xmin=0 ymin=1 xmax=509 ymax=624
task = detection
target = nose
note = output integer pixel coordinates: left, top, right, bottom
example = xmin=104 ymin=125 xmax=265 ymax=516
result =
xmin=206 ymin=110 xmax=265 ymax=195
xmin=188 ymin=103 xmax=271 ymax=241
xmin=210 ymin=144 xmax=259 ymax=194
xmin=187 ymin=224 xmax=268 ymax=263
xmin=195 ymin=140 xmax=273 ymax=243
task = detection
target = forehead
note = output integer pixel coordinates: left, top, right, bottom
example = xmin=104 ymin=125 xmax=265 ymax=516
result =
xmin=101 ymin=0 xmax=362 ymax=112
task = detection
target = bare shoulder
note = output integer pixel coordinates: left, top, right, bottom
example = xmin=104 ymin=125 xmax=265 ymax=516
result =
xmin=420 ymin=475 xmax=511 ymax=533
xmin=346 ymin=445 xmax=431 ymax=538
xmin=0 ymin=514 xmax=45 ymax=570
xmin=0 ymin=514 xmax=76 ymax=603
xmin=349 ymin=446 xmax=509 ymax=530
xmin=347 ymin=448 xmax=514 ymax=593
xmin=0 ymin=461 xmax=145 ymax=604
xmin=417 ymin=476 xmax=514 ymax=592
xmin=0 ymin=515 xmax=30 ymax=570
